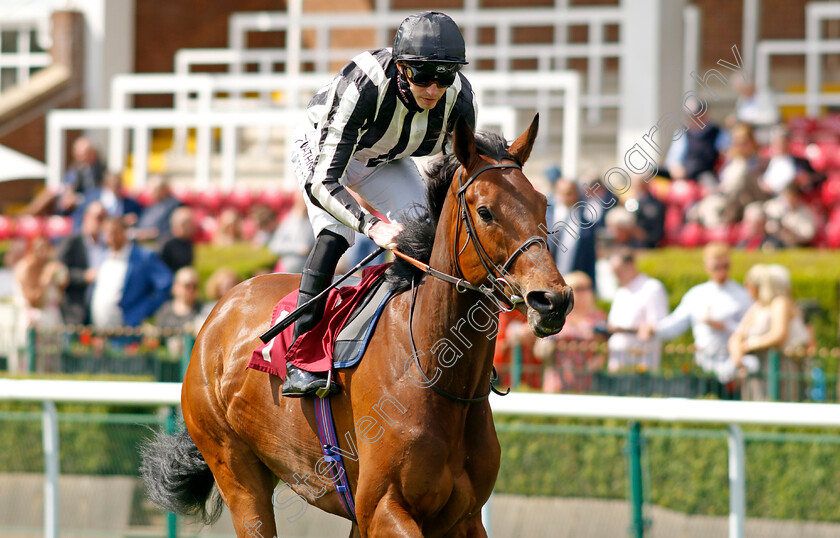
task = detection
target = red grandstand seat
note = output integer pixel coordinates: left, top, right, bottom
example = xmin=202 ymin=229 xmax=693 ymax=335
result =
xmin=665 ymin=179 xmax=701 ymax=209
xmin=196 ymin=215 xmax=218 ymax=243
xmin=134 ymin=187 xmax=154 ymax=207
xmin=225 ymin=187 xmax=255 ymax=213
xmin=241 ymin=217 xmax=257 ymax=241
xmin=788 ymin=116 xmax=817 ymax=135
xmin=44 ymin=216 xmax=73 ymax=239
xmin=0 ymin=215 xmax=14 ymax=240
xmin=679 ymin=221 xmax=707 ymax=248
xmin=806 ymin=143 xmax=830 ymax=172
xmin=820 ymin=175 xmax=840 ymax=207
xmin=171 ymin=185 xmax=196 ymax=206
xmin=16 ymin=216 xmax=44 ymax=239
xmin=195 ymin=187 xmax=223 ymax=213
xmin=824 ymin=219 xmax=840 ymax=248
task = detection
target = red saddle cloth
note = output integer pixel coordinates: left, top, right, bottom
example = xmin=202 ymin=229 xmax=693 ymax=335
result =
xmin=247 ymin=263 xmax=391 ymax=379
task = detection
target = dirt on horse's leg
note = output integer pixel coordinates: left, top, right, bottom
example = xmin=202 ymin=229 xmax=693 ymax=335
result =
xmin=203 ymin=436 xmax=278 ymax=538
xmin=363 ymin=496 xmax=423 ymax=537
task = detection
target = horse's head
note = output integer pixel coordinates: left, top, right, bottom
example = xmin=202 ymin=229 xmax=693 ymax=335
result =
xmin=446 ymin=115 xmax=573 ymax=337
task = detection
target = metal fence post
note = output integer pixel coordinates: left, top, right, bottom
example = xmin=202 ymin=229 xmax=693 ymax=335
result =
xmin=27 ymin=327 xmax=37 ymax=373
xmin=180 ymin=333 xmax=195 ymax=381
xmin=727 ymin=425 xmax=746 ymax=538
xmin=768 ymin=350 xmax=780 ymax=401
xmin=512 ymin=343 xmax=522 ymax=388
xmin=166 ymin=406 xmax=178 ymax=538
xmin=628 ymin=421 xmax=645 ymax=538
xmin=42 ymin=401 xmax=59 ymax=538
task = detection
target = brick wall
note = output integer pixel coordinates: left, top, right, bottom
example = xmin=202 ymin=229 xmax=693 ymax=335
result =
xmin=133 ymin=0 xmax=287 ymax=107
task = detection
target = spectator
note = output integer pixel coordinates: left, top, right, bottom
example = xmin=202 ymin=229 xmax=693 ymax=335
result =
xmin=735 ymin=202 xmax=784 ymax=252
xmin=154 ymin=267 xmax=203 ymax=331
xmin=55 ymin=201 xmax=108 ymax=325
xmin=623 ymin=177 xmax=666 ymax=248
xmin=533 ymin=271 xmax=607 ymax=392
xmin=732 ymin=78 xmax=779 ymax=145
xmin=0 ymin=240 xmax=26 ymax=300
xmin=759 ymin=125 xmax=815 ymax=196
xmin=268 ymin=192 xmax=316 ymax=273
xmin=546 ymin=177 xmax=599 ymax=286
xmin=57 ymin=137 xmax=106 ymax=215
xmin=13 ymin=236 xmax=68 ymax=372
xmin=695 ymin=123 xmax=766 ymax=229
xmin=90 ymin=217 xmax=173 ymax=328
xmin=638 ymin=242 xmax=753 ymax=383
xmin=728 ymin=264 xmax=813 ymax=400
xmin=213 ymin=208 xmax=244 ymax=247
xmin=13 ymin=235 xmax=68 ymax=329
xmin=604 ymin=206 xmax=644 ymax=249
xmin=606 ymin=248 xmax=669 ymax=372
xmin=664 ymin=97 xmax=727 ymax=186
xmin=77 ymin=171 xmax=142 ymax=229
xmin=131 ymin=174 xmax=182 ymax=242
xmin=159 ymin=206 xmax=196 ymax=273
xmin=249 ymin=204 xmax=280 ymax=248
xmin=24 ymin=137 xmax=105 ymax=216
xmin=763 ymin=184 xmax=818 ymax=248
xmin=194 ymin=266 xmax=241 ymax=329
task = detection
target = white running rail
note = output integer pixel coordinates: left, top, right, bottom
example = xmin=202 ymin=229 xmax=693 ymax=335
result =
xmin=3 ymin=379 xmax=840 ymax=538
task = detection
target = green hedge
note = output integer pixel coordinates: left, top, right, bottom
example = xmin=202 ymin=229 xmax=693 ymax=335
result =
xmin=496 ymin=415 xmax=840 ymax=521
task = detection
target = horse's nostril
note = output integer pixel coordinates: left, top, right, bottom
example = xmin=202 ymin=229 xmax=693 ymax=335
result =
xmin=526 ymin=290 xmax=553 ymax=312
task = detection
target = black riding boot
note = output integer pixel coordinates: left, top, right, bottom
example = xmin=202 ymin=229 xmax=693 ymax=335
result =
xmin=282 ymin=230 xmax=349 ymax=397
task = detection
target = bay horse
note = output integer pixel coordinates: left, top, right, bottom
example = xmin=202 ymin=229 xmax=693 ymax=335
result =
xmin=142 ymin=115 xmax=573 ymax=537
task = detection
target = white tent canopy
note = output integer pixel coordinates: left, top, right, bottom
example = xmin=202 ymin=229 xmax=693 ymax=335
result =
xmin=0 ymin=144 xmax=47 ymax=182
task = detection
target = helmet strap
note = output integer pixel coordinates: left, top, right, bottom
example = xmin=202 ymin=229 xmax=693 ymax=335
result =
xmin=395 ymin=66 xmax=423 ymax=113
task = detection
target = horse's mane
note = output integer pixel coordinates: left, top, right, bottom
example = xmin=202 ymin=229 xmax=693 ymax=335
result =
xmin=385 ymin=130 xmax=516 ymax=290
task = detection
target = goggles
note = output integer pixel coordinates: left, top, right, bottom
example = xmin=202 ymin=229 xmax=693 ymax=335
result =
xmin=401 ymin=61 xmax=461 ymax=88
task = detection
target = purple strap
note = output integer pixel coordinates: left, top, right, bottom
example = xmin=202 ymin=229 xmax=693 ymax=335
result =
xmin=314 ymin=395 xmax=356 ymax=521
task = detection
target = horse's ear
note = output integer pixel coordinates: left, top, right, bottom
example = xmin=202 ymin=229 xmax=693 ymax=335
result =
xmin=452 ymin=116 xmax=478 ymax=168
xmin=508 ymin=113 xmax=539 ymax=164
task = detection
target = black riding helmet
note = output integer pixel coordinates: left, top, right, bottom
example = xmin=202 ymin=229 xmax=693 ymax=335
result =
xmin=392 ymin=11 xmax=468 ymax=65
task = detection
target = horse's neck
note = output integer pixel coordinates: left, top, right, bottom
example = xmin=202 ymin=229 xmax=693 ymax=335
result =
xmin=411 ymin=215 xmax=498 ymax=399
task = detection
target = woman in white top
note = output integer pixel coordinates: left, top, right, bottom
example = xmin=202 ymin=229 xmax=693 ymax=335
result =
xmin=728 ymin=264 xmax=813 ymax=400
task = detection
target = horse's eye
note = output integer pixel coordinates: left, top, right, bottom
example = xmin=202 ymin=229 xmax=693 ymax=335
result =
xmin=477 ymin=207 xmax=493 ymax=222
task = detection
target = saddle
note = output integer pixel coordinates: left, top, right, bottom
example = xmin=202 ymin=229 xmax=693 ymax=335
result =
xmin=247 ymin=263 xmax=396 ymax=378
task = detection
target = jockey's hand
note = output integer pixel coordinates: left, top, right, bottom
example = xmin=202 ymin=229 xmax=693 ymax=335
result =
xmin=367 ymin=220 xmax=404 ymax=250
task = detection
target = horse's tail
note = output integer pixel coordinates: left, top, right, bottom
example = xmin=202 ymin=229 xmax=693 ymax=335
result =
xmin=140 ymin=428 xmax=224 ymax=524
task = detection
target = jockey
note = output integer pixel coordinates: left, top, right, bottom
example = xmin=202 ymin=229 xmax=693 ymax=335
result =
xmin=283 ymin=11 xmax=477 ymax=397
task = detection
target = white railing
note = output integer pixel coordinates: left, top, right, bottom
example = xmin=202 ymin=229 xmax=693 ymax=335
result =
xmin=46 ymin=108 xmax=306 ymax=191
xmin=3 ymin=379 xmax=839 ymax=538
xmin=755 ymin=2 xmax=840 ymax=116
xmin=180 ymin=3 xmax=622 ymax=124
xmin=106 ymin=70 xmax=581 ymax=181
xmin=0 ymin=19 xmax=50 ymax=94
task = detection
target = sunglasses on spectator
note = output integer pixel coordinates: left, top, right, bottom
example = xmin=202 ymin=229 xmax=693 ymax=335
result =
xmin=712 ymin=263 xmax=730 ymax=270
xmin=572 ymin=285 xmax=593 ymax=292
xmin=179 ymin=281 xmax=199 ymax=289
xmin=401 ymin=61 xmax=460 ymax=88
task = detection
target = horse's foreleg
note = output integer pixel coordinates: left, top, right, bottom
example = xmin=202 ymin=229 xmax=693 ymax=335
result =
xmin=362 ymin=495 xmax=423 ymax=538
xmin=348 ymin=522 xmax=362 ymax=538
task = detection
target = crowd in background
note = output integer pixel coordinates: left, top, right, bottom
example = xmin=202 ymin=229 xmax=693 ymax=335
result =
xmin=0 ymin=85 xmax=833 ymax=397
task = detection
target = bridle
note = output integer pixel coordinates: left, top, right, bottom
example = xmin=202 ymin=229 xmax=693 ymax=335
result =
xmin=393 ymin=160 xmax=549 ymax=312
xmin=400 ymin=159 xmax=550 ymax=403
